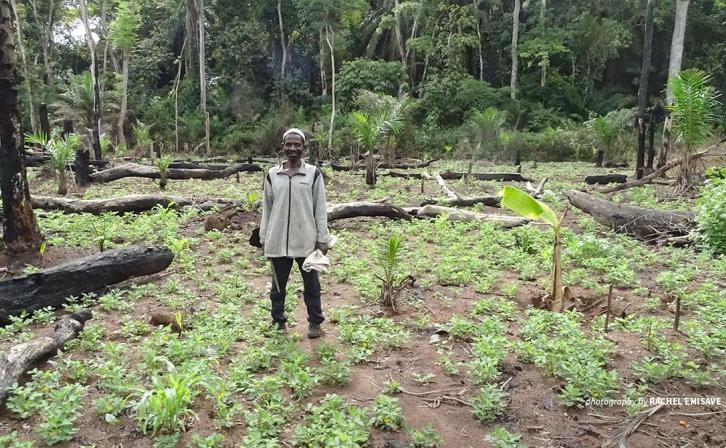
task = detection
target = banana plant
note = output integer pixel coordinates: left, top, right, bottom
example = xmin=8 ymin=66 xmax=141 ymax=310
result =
xmin=501 ymin=186 xmax=567 ymax=312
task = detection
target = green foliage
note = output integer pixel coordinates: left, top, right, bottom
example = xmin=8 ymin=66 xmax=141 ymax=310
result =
xmin=409 ymin=424 xmax=443 ymax=448
xmin=156 ymin=155 xmax=172 ymax=174
xmin=0 ymin=432 xmax=34 ymax=448
xmin=37 ymin=384 xmax=86 ymax=445
xmin=471 ymin=384 xmax=508 ymax=422
xmin=292 ymin=394 xmax=370 ymax=447
xmin=668 ymin=69 xmax=721 ymax=152
xmin=133 ymin=367 xmax=201 ymax=435
xmin=337 ymin=59 xmax=408 ymax=109
xmin=696 ymin=178 xmax=726 ymax=255
xmin=370 ymin=394 xmax=405 ymax=431
xmin=109 ymin=0 xmax=140 ymax=51
xmin=486 ymin=426 xmax=527 ymax=448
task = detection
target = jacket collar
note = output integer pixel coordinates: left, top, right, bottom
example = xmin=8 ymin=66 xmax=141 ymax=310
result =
xmin=276 ymin=159 xmax=308 ymax=174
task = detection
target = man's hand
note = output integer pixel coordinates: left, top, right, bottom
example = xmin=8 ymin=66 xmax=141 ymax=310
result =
xmin=315 ymin=241 xmax=328 ymax=255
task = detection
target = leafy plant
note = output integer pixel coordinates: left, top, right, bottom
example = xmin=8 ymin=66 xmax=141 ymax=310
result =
xmin=486 ymin=426 xmax=527 ymax=448
xmin=409 ymin=423 xmax=443 ymax=448
xmin=501 ymin=186 xmax=567 ymax=311
xmin=0 ymin=432 xmax=35 ymax=448
xmin=156 ymin=156 xmax=173 ymax=190
xmin=376 ymin=234 xmax=406 ymax=311
xmin=668 ymin=69 xmax=721 ymax=188
xmin=293 ymin=394 xmax=370 ymax=447
xmin=370 ymin=394 xmax=405 ymax=430
xmin=695 ymin=178 xmax=726 ymax=255
xmin=25 ymin=131 xmax=81 ymax=195
xmin=471 ymin=384 xmax=508 ymax=422
xmin=37 ymin=384 xmax=86 ymax=445
xmin=133 ymin=367 xmax=201 ymax=435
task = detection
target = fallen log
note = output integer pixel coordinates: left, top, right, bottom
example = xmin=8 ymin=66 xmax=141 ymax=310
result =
xmin=90 ymin=162 xmax=262 ymax=183
xmin=415 ymin=205 xmax=527 ymax=228
xmin=0 ymin=246 xmax=173 ymax=323
xmin=526 ymin=177 xmax=549 ymax=197
xmin=585 ymin=174 xmax=627 ymax=185
xmin=421 ymin=172 xmax=501 ymax=207
xmin=564 ymin=190 xmax=694 ymax=241
xmin=31 ymin=194 xmax=238 ymax=214
xmin=439 ymin=171 xmax=530 ymax=182
xmin=0 ymin=310 xmax=92 ymax=402
xmin=331 ymin=159 xmax=437 ymax=171
xmin=327 ymin=202 xmax=412 ymax=222
xmin=168 ymin=162 xmax=232 ymax=170
xmin=420 ymin=196 xmax=501 ymax=208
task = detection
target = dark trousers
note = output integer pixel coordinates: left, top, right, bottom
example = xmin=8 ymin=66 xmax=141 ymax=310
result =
xmin=270 ymin=257 xmax=324 ymax=324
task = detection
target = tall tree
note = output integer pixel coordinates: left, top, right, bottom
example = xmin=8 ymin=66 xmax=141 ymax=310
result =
xmin=277 ymin=0 xmax=290 ymax=79
xmin=27 ymin=0 xmax=55 ymax=93
xmin=658 ymin=0 xmax=690 ymax=169
xmin=1 ymin=0 xmax=43 ymax=251
xmin=78 ymin=0 xmax=103 ymax=160
xmin=197 ymin=0 xmax=209 ymax=155
xmin=636 ymin=0 xmax=655 ymax=180
xmin=510 ymin=0 xmax=521 ymax=99
xmin=9 ymin=0 xmax=37 ymax=132
xmin=109 ymin=0 xmax=139 ymax=152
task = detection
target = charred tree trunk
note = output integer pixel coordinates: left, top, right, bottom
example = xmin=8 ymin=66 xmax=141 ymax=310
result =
xmin=0 ymin=245 xmax=173 ymax=322
xmin=0 ymin=310 xmax=92 ymax=403
xmin=39 ymin=102 xmax=50 ymax=136
xmin=594 ymin=150 xmax=604 ymax=167
xmin=67 ymin=120 xmax=89 ymax=187
xmin=327 ymin=201 xmax=412 ymax=222
xmin=365 ymin=152 xmax=377 ymax=186
xmin=79 ymin=0 xmax=103 ymax=160
xmin=31 ymin=194 xmax=237 ymax=214
xmin=0 ymin=1 xmax=43 ymax=252
xmin=646 ymin=110 xmax=657 ymax=171
xmin=636 ymin=0 xmax=655 ymax=180
xmin=90 ymin=162 xmax=261 ymax=183
xmin=564 ymin=190 xmax=693 ymax=242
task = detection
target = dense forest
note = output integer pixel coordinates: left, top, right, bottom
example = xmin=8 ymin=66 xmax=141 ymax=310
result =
xmin=10 ymin=0 xmax=726 ymax=161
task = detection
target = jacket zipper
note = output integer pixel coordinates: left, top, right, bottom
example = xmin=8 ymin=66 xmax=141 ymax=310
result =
xmin=286 ymin=175 xmax=292 ymax=256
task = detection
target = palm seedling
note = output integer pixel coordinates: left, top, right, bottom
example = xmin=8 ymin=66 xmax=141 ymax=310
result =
xmin=501 ymin=186 xmax=567 ymax=312
xmin=668 ymin=69 xmax=721 ymax=192
xmin=376 ymin=234 xmax=406 ymax=312
xmin=25 ymin=132 xmax=81 ymax=195
xmin=156 ymin=156 xmax=173 ymax=190
xmin=349 ymin=90 xmax=410 ymax=186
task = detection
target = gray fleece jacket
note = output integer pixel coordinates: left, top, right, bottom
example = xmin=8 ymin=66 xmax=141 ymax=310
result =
xmin=260 ymin=160 xmax=330 ymax=258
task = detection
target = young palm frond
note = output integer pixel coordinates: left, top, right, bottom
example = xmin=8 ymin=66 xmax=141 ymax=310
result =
xmin=377 ymin=234 xmax=405 ymax=311
xmin=668 ymin=69 xmax=721 ymax=153
xmin=468 ymin=107 xmax=506 ymax=155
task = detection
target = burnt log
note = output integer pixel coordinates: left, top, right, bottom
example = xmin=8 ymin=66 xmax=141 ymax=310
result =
xmin=0 ymin=310 xmax=92 ymax=403
xmin=331 ymin=159 xmax=437 ymax=171
xmin=421 ymin=196 xmax=501 ymax=208
xmin=168 ymin=162 xmax=232 ymax=170
xmin=585 ymin=174 xmax=627 ymax=185
xmin=439 ymin=171 xmax=530 ymax=182
xmin=564 ymin=190 xmax=694 ymax=242
xmin=31 ymin=194 xmax=238 ymax=214
xmin=0 ymin=246 xmax=173 ymax=323
xmin=90 ymin=162 xmax=262 ymax=183
xmin=327 ymin=202 xmax=412 ymax=222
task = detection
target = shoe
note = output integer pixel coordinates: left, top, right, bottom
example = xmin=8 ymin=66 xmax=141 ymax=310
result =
xmin=273 ymin=320 xmax=286 ymax=331
xmin=307 ymin=323 xmax=322 ymax=339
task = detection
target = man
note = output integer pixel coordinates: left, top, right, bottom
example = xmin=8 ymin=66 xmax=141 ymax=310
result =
xmin=259 ymin=128 xmax=330 ymax=338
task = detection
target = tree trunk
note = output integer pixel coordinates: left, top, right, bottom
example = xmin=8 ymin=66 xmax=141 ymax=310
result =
xmin=277 ymin=0 xmax=288 ymax=79
xmin=0 ymin=246 xmax=174 ymax=323
xmin=56 ymin=168 xmax=68 ymax=195
xmin=38 ymin=102 xmax=50 ymax=136
xmin=79 ymin=0 xmax=103 ymax=161
xmin=319 ymin=28 xmax=327 ymax=97
xmin=636 ymin=0 xmax=655 ymax=180
xmin=327 ymin=201 xmax=412 ymax=222
xmin=415 ymin=205 xmax=527 ymax=228
xmin=563 ymin=190 xmax=694 ymax=241
xmin=0 ymin=0 xmax=43 ymax=252
xmin=90 ymin=162 xmax=261 ymax=183
xmin=174 ymin=36 xmax=186 ymax=153
xmin=31 ymin=194 xmax=237 ymax=214
xmin=658 ymin=0 xmax=690 ymax=169
xmin=118 ymin=50 xmax=129 ymax=150
xmin=28 ymin=0 xmax=55 ymax=94
xmin=197 ymin=0 xmax=209 ymax=155
xmin=594 ymin=149 xmax=604 ymax=167
xmin=326 ymin=26 xmax=336 ymax=154
xmin=646 ymin=110 xmax=657 ymax=170
xmin=394 ymin=0 xmax=406 ymax=65
xmin=365 ymin=151 xmax=377 ymax=186
xmin=0 ymin=310 xmax=92 ymax=403
xmin=510 ymin=0 xmax=521 ymax=99
xmin=551 ymin=230 xmax=563 ymax=312
xmin=540 ymin=0 xmax=547 ymax=87
xmin=9 ymin=0 xmax=37 ymax=132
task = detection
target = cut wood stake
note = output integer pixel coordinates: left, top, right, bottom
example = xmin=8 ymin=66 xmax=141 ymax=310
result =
xmin=674 ymin=295 xmax=681 ymax=331
xmin=605 ymin=285 xmax=613 ymax=333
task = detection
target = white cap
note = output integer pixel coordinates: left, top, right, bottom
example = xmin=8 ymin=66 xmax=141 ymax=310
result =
xmin=283 ymin=128 xmax=306 ymax=142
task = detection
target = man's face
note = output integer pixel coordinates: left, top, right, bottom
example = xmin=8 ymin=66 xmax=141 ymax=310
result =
xmin=283 ymin=134 xmax=304 ymax=162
